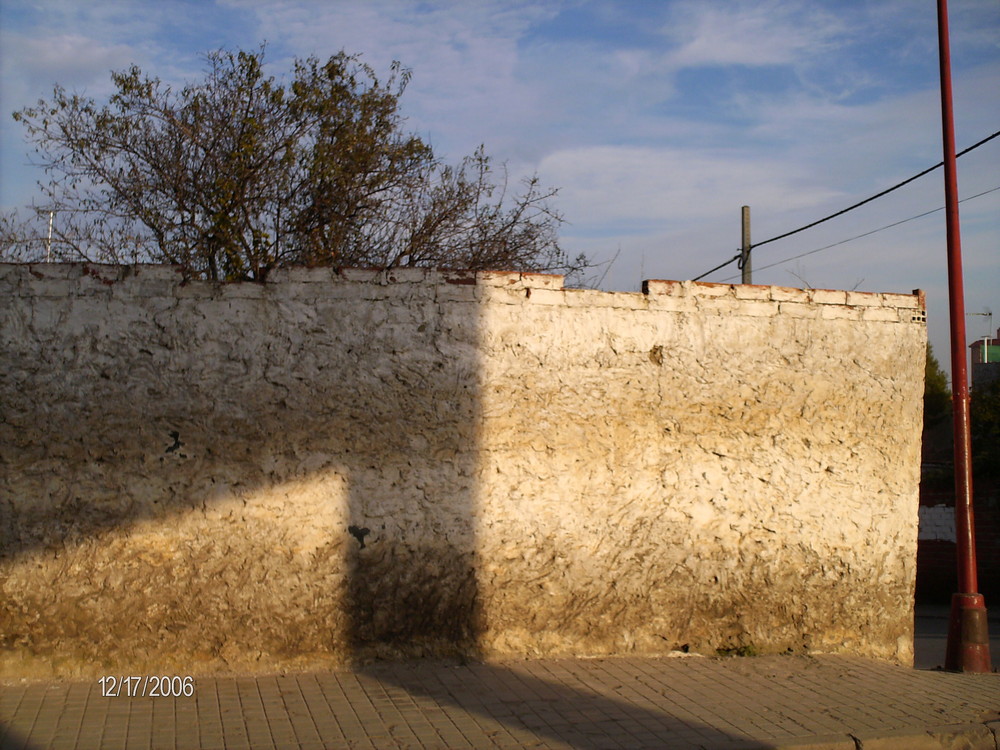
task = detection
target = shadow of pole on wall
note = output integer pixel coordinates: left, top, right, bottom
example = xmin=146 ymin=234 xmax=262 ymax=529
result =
xmin=341 ymin=275 xmax=484 ymax=663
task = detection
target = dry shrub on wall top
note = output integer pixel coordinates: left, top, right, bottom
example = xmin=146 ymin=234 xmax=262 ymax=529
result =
xmin=5 ymin=44 xmax=587 ymax=282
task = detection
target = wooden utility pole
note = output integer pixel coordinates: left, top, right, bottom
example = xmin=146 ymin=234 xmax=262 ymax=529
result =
xmin=740 ymin=206 xmax=751 ymax=284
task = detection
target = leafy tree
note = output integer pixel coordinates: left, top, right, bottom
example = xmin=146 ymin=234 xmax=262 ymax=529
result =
xmin=6 ymin=46 xmax=585 ymax=281
xmin=972 ymin=378 xmax=1000 ymax=482
xmin=924 ymin=344 xmax=951 ymax=429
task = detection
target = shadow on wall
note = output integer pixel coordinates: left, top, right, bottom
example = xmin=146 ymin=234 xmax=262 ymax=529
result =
xmin=0 ymin=264 xmax=484 ymax=673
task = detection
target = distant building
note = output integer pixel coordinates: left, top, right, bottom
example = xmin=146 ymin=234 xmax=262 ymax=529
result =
xmin=970 ymin=327 xmax=1000 ymax=391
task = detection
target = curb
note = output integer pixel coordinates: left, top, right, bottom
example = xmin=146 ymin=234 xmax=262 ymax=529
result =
xmin=762 ymin=721 xmax=1000 ymax=750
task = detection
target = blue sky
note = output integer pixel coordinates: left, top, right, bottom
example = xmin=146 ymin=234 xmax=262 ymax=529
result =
xmin=1 ymin=0 xmax=998 ymax=380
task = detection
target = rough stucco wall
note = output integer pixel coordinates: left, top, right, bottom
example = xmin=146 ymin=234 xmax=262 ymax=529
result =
xmin=1 ymin=264 xmax=484 ymax=678
xmin=0 ymin=264 xmax=926 ymax=677
xmin=474 ymin=279 xmax=926 ymax=664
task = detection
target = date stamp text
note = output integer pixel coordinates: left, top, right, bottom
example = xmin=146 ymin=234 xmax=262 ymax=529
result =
xmin=98 ymin=675 xmax=195 ymax=697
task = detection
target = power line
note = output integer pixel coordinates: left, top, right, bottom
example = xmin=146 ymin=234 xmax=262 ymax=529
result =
xmin=691 ymin=127 xmax=1000 ymax=280
xmin=692 ymin=252 xmax=741 ymax=281
xmin=718 ymin=184 xmax=1000 ymax=281
xmin=750 ymin=128 xmax=1000 ymax=251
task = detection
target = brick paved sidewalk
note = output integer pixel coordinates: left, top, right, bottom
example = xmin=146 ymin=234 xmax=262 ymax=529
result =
xmin=2 ymin=654 xmax=999 ymax=749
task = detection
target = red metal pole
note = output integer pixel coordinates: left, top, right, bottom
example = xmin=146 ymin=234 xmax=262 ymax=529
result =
xmin=937 ymin=0 xmax=991 ymax=673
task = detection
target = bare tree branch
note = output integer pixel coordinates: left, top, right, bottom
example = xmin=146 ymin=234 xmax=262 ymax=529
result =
xmin=7 ymin=45 xmax=591 ymax=281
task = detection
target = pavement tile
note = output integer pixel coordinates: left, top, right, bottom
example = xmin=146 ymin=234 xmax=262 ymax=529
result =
xmin=3 ymin=655 xmax=1000 ymax=749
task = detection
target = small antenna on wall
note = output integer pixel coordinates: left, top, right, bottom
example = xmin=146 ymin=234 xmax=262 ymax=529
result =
xmin=46 ymin=211 xmax=54 ymax=262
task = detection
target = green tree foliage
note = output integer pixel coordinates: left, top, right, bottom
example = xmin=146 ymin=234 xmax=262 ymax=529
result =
xmin=6 ymin=46 xmax=586 ymax=281
xmin=972 ymin=378 xmax=1000 ymax=482
xmin=924 ymin=343 xmax=951 ymax=429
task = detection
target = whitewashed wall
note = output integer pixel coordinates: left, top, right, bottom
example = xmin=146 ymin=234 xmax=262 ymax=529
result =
xmin=0 ymin=263 xmax=926 ymax=677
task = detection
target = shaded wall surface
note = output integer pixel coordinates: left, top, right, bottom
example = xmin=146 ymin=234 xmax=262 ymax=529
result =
xmin=0 ymin=264 xmax=927 ymax=677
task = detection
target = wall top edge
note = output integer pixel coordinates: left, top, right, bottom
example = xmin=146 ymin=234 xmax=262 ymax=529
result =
xmin=642 ymin=278 xmax=925 ymax=310
xmin=0 ymin=262 xmax=564 ymax=289
xmin=0 ymin=262 xmax=925 ymax=312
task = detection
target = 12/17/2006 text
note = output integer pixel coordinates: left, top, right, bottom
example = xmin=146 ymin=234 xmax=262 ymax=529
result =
xmin=98 ymin=675 xmax=194 ymax=697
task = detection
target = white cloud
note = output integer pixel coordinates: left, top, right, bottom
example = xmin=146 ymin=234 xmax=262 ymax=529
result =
xmin=221 ymin=0 xmax=557 ymax=160
xmin=0 ymin=27 xmax=148 ymax=206
xmin=539 ymin=144 xmax=844 ymax=240
xmin=661 ymin=0 xmax=846 ymax=69
xmin=0 ymin=32 xmax=138 ymax=108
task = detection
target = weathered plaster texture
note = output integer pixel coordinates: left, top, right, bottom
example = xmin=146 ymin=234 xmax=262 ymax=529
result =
xmin=0 ymin=263 xmax=926 ymax=677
